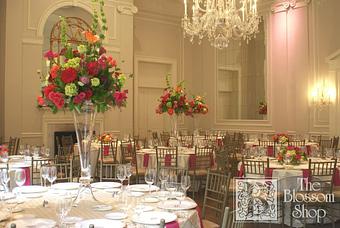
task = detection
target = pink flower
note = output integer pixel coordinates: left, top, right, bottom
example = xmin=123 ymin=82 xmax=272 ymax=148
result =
xmin=296 ymin=154 xmax=301 ymax=160
xmin=37 ymin=96 xmax=45 ymax=106
xmin=84 ymin=90 xmax=93 ymax=100
xmin=79 ymin=76 xmax=90 ymax=85
xmin=99 ymin=46 xmax=106 ymax=55
xmin=61 ymin=68 xmax=77 ymax=83
xmin=48 ymin=92 xmax=64 ymax=109
xmin=73 ymin=92 xmax=86 ymax=104
xmin=113 ymin=90 xmax=128 ymax=106
xmin=44 ymin=50 xmax=58 ymax=60
xmin=98 ymin=55 xmax=107 ymax=70
xmin=43 ymin=84 xmax=56 ymax=97
xmin=50 ymin=65 xmax=60 ymax=79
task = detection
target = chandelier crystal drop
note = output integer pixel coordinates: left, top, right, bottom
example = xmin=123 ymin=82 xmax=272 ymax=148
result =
xmin=182 ymin=0 xmax=261 ymax=49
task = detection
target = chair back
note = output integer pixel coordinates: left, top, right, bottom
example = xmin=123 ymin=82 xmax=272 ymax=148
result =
xmin=156 ymin=147 xmax=178 ymax=169
xmin=308 ymin=159 xmax=337 ymax=193
xmin=160 ymin=132 xmax=170 ymax=146
xmin=241 ymin=157 xmax=269 ymax=178
xmin=7 ymin=137 xmax=20 ymax=156
xmin=100 ymin=138 xmax=118 ymax=163
xmin=121 ymin=141 xmax=137 ymax=165
xmin=31 ymin=158 xmax=55 ymax=185
xmin=54 ymin=160 xmax=73 ymax=182
xmin=179 ymin=135 xmax=194 ymax=147
xmin=194 ymin=146 xmax=214 ymax=170
xmin=56 ymin=145 xmax=73 ymax=162
xmin=332 ymin=136 xmax=339 ymax=149
xmin=202 ymin=170 xmax=231 ymax=225
xmin=100 ymin=163 xmax=120 ymax=182
xmin=288 ymin=140 xmax=305 ymax=147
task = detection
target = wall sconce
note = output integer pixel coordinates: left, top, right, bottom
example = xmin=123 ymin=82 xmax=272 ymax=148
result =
xmin=311 ymin=80 xmax=336 ymax=107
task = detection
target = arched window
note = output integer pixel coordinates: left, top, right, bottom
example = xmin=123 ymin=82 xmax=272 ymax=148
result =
xmin=49 ymin=17 xmax=91 ymax=53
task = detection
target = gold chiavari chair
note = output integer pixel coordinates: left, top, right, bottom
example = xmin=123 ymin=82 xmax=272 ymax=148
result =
xmin=99 ymin=163 xmax=120 ymax=182
xmin=100 ymin=138 xmax=118 ymax=163
xmin=160 ymin=132 xmax=170 ymax=146
xmin=288 ymin=139 xmax=306 ymax=147
xmin=155 ymin=147 xmax=178 ymax=170
xmin=319 ymin=139 xmax=333 ymax=157
xmin=56 ymin=145 xmax=73 ymax=163
xmin=31 ymin=157 xmax=55 ymax=185
xmin=332 ymin=136 xmax=339 ymax=149
xmin=7 ymin=137 xmax=20 ymax=156
xmin=202 ymin=170 xmax=231 ymax=227
xmin=189 ymin=146 xmax=214 ymax=199
xmin=179 ymin=134 xmax=194 ymax=147
xmin=54 ymin=160 xmax=73 ymax=183
xmin=241 ymin=157 xmax=270 ymax=178
xmin=121 ymin=141 xmax=141 ymax=184
xmin=258 ymin=140 xmax=276 ymax=157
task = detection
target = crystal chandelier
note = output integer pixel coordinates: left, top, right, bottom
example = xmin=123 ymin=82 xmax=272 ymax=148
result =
xmin=182 ymin=0 xmax=261 ymax=49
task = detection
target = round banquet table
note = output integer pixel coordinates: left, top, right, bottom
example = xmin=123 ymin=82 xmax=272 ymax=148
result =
xmin=0 ymin=185 xmax=202 ymax=228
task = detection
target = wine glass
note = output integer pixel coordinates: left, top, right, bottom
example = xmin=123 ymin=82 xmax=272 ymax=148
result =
xmin=144 ymin=168 xmax=156 ymax=194
xmin=56 ymin=195 xmax=73 ymax=227
xmin=159 ymin=168 xmax=169 ymax=190
xmin=116 ymin=165 xmax=126 ymax=191
xmin=165 ymin=173 xmax=177 ymax=198
xmin=41 ymin=166 xmax=49 ymax=187
xmin=15 ymin=169 xmax=26 ymax=201
xmin=1 ymin=170 xmax=10 ymax=193
xmin=180 ymin=175 xmax=191 ymax=196
xmin=125 ymin=163 xmax=132 ymax=186
xmin=45 ymin=148 xmax=50 ymax=158
xmin=175 ymin=186 xmax=186 ymax=207
xmin=47 ymin=166 xmax=57 ymax=186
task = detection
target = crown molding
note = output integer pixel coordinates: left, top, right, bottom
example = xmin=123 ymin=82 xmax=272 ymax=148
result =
xmin=271 ymin=0 xmax=311 ymax=13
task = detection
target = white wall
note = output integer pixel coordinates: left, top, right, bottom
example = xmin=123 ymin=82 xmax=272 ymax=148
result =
xmin=3 ymin=0 xmax=136 ymax=144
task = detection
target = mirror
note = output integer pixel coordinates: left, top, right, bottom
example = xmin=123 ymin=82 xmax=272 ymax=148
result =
xmin=216 ymin=18 xmax=267 ymax=120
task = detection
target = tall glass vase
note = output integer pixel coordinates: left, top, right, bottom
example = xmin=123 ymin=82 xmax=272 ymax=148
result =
xmin=170 ymin=115 xmax=179 ymax=139
xmin=73 ymin=101 xmax=97 ymax=200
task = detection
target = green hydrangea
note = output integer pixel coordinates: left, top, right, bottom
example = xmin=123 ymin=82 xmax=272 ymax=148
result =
xmin=63 ymin=57 xmax=81 ymax=69
xmin=77 ymin=44 xmax=87 ymax=54
xmin=91 ymin=77 xmax=100 ymax=87
xmin=65 ymin=83 xmax=78 ymax=97
xmin=118 ymin=74 xmax=126 ymax=84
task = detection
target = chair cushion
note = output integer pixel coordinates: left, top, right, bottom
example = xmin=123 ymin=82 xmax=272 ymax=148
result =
xmin=202 ymin=219 xmax=220 ymax=228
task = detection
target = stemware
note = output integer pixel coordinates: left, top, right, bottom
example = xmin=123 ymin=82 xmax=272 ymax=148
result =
xmin=158 ymin=168 xmax=169 ymax=190
xmin=116 ymin=165 xmax=126 ymax=191
xmin=1 ymin=170 xmax=10 ymax=193
xmin=125 ymin=163 xmax=132 ymax=186
xmin=1 ymin=150 xmax=9 ymax=163
xmin=180 ymin=175 xmax=191 ymax=196
xmin=175 ymin=186 xmax=186 ymax=207
xmin=165 ymin=173 xmax=177 ymax=198
xmin=47 ymin=166 xmax=57 ymax=186
xmin=41 ymin=166 xmax=49 ymax=187
xmin=56 ymin=195 xmax=73 ymax=227
xmin=144 ymin=168 xmax=156 ymax=194
xmin=45 ymin=148 xmax=50 ymax=158
xmin=15 ymin=169 xmax=26 ymax=201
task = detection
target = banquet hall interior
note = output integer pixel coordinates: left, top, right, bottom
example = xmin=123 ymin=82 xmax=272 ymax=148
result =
xmin=1 ymin=0 xmax=340 ymax=227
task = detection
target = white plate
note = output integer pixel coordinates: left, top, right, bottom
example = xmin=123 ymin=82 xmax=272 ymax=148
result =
xmin=105 ymin=212 xmax=128 ymax=220
xmin=105 ymin=188 xmax=121 ymax=193
xmin=134 ymin=205 xmax=154 ymax=212
xmin=52 ymin=182 xmax=79 ymax=190
xmin=158 ymin=200 xmax=197 ymax=210
xmin=132 ymin=211 xmax=177 ymax=225
xmin=7 ymin=218 xmax=56 ymax=228
xmin=128 ymin=191 xmax=144 ymax=197
xmin=13 ymin=186 xmax=48 ymax=194
xmin=75 ymin=219 xmax=124 ymax=228
xmin=92 ymin=204 xmax=113 ymax=211
xmin=64 ymin=216 xmax=83 ymax=224
xmin=23 ymin=193 xmax=43 ymax=198
xmin=142 ymin=197 xmax=160 ymax=203
xmin=127 ymin=184 xmax=159 ymax=192
xmin=91 ymin=182 xmax=121 ymax=189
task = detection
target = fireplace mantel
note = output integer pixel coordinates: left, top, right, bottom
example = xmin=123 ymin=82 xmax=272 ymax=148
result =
xmin=42 ymin=111 xmax=104 ymax=150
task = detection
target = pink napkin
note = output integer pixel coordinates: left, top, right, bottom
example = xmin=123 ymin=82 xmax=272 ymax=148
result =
xmin=23 ymin=167 xmax=31 ymax=186
xmin=103 ymin=145 xmax=109 ymax=156
xmin=238 ymin=164 xmax=244 ymax=177
xmin=306 ymin=145 xmax=311 ymax=156
xmin=267 ymin=146 xmax=274 ymax=157
xmin=165 ymin=154 xmax=172 ymax=166
xmin=333 ymin=168 xmax=340 ymax=186
xmin=302 ymin=169 xmax=311 ymax=184
xmin=143 ymin=154 xmax=149 ymax=168
xmin=188 ymin=154 xmax=196 ymax=170
xmin=127 ymin=144 xmax=132 ymax=152
xmin=166 ymin=221 xmax=180 ymax=228
xmin=195 ymin=206 xmax=204 ymax=228
xmin=265 ymin=168 xmax=273 ymax=178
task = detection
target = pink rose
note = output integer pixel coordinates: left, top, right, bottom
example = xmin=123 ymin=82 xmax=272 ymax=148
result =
xmin=113 ymin=90 xmax=128 ymax=106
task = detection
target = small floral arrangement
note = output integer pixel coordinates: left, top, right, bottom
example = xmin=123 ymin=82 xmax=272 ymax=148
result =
xmin=155 ymin=75 xmax=190 ymax=116
xmin=0 ymin=145 xmax=8 ymax=156
xmin=273 ymin=133 xmax=289 ymax=144
xmin=188 ymin=95 xmax=208 ymax=116
xmin=37 ymin=0 xmax=128 ymax=113
xmin=277 ymin=146 xmax=307 ymax=165
xmin=100 ymin=133 xmax=113 ymax=142
xmin=259 ymin=101 xmax=267 ymax=115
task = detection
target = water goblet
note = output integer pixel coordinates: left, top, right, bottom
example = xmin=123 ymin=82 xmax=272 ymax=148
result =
xmin=159 ymin=168 xmax=169 ymax=190
xmin=1 ymin=170 xmax=10 ymax=193
xmin=45 ymin=148 xmax=50 ymax=158
xmin=47 ymin=166 xmax=57 ymax=186
xmin=56 ymin=195 xmax=73 ymax=227
xmin=165 ymin=174 xmax=177 ymax=199
xmin=41 ymin=166 xmax=49 ymax=187
xmin=125 ymin=163 xmax=132 ymax=187
xmin=180 ymin=175 xmax=191 ymax=196
xmin=144 ymin=168 xmax=156 ymax=194
xmin=175 ymin=187 xmax=186 ymax=208
xmin=116 ymin=165 xmax=126 ymax=191
xmin=15 ymin=169 xmax=26 ymax=201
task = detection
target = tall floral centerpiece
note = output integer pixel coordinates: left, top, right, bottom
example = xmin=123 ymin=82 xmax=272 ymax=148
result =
xmin=188 ymin=95 xmax=208 ymax=135
xmin=273 ymin=133 xmax=289 ymax=144
xmin=277 ymin=146 xmax=307 ymax=165
xmin=156 ymin=75 xmax=190 ymax=138
xmin=37 ymin=0 xmax=128 ymax=196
